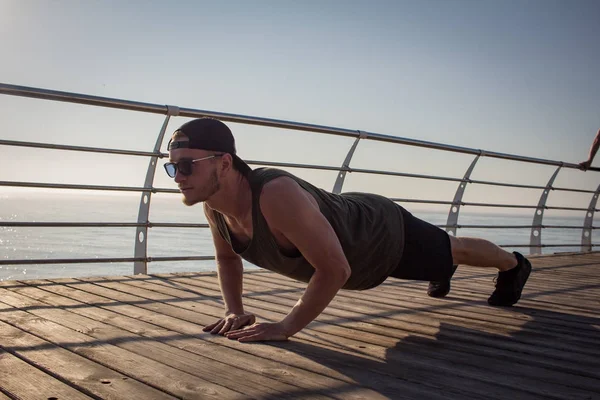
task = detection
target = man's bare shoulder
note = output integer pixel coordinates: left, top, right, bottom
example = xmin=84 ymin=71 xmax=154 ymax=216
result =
xmin=260 ymin=176 xmax=317 ymax=207
xmin=259 ymin=176 xmax=320 ymax=226
xmin=261 ymin=176 xmax=300 ymax=195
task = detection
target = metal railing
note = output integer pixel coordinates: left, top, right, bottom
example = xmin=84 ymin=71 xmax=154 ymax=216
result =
xmin=1 ymin=83 xmax=598 ymax=274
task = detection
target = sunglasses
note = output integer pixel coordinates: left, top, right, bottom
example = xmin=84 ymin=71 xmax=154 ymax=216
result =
xmin=163 ymin=155 xmax=222 ymax=178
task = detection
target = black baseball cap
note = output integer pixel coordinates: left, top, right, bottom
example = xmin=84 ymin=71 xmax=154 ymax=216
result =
xmin=168 ymin=118 xmax=252 ymax=175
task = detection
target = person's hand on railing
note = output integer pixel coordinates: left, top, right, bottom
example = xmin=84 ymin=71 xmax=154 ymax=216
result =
xmin=579 ymin=160 xmax=593 ymax=171
xmin=579 ymin=128 xmax=600 ymax=171
xmin=203 ymin=312 xmax=256 ymax=335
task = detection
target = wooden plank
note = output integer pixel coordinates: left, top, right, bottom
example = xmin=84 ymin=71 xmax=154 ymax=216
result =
xmin=246 ymin=267 xmax=600 ymax=321
xmin=0 ymin=287 xmax=338 ymax=400
xmin=207 ymin=276 xmax=600 ymax=356
xmin=443 ymin=270 xmax=600 ymax=301
xmin=253 ymin=258 xmax=600 ymax=295
xmin=141 ymin=274 xmax=600 ymax=386
xmin=438 ymin=272 xmax=600 ymax=300
xmin=404 ymin=282 xmax=600 ymax=319
xmin=0 ymin=252 xmax=593 ymax=400
xmin=39 ymin=278 xmax=455 ymax=400
xmin=236 ymin=284 xmax=600 ymax=361
xmin=0 ymin=292 xmax=243 ymax=400
xmin=35 ymin=279 xmax=456 ymax=400
xmin=20 ymin=279 xmax=409 ymax=399
xmin=135 ymin=276 xmax=600 ymax=400
xmin=175 ymin=274 xmax=600 ymax=366
xmin=137 ymin=272 xmax=598 ymax=366
xmin=0 ymin=319 xmax=177 ymax=400
xmin=165 ymin=276 xmax=596 ymax=396
xmin=59 ymin=277 xmax=530 ymax=400
xmin=5 ymin=284 xmax=362 ymax=400
xmin=29 ymin=285 xmax=412 ymax=398
xmin=85 ymin=276 xmax=597 ymax=399
xmin=243 ymin=273 xmax=600 ymax=347
xmin=244 ymin=268 xmax=600 ymax=328
xmin=421 ymin=280 xmax=600 ymax=317
xmin=0 ymin=348 xmax=92 ymax=400
xmin=246 ymin=271 xmax=600 ymax=337
xmin=440 ymin=280 xmax=598 ymax=306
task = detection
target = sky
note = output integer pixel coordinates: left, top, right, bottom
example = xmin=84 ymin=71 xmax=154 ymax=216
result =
xmin=1 ymin=0 xmax=600 ymax=216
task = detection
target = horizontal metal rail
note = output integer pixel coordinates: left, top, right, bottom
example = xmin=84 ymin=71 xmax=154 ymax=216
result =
xmin=251 ymin=163 xmax=597 ymax=194
xmin=3 ymin=171 xmax=596 ymax=198
xmin=0 ymin=139 xmax=162 ymax=158
xmin=0 ymin=181 xmax=179 ymax=194
xmin=437 ymin=225 xmax=599 ymax=229
xmin=0 ymin=181 xmax=153 ymax=193
xmin=243 ymin=159 xmax=345 ymax=172
xmin=469 ymin=179 xmax=596 ymax=194
xmin=1 ymin=82 xmax=593 ymax=171
xmin=1 ymin=222 xmax=595 ymax=230
xmin=3 ymin=138 xmax=598 ymax=195
xmin=391 ymin=199 xmax=455 ymax=205
xmin=347 ymin=167 xmax=464 ymax=183
xmin=3 ymin=178 xmax=598 ymax=212
xmin=2 ymin=242 xmax=592 ymax=266
xmin=499 ymin=244 xmax=598 ymax=248
xmin=6 ymin=182 xmax=594 ymax=213
xmin=0 ymin=256 xmax=216 ymax=266
xmin=457 ymin=203 xmax=596 ymax=212
xmin=0 ymin=222 xmax=209 ymax=228
xmin=533 ymin=205 xmax=597 ymax=212
xmin=0 ymin=83 xmax=170 ymax=115
xmin=1 ymin=136 xmax=595 ymax=196
xmin=389 ymin=198 xmax=598 ymax=212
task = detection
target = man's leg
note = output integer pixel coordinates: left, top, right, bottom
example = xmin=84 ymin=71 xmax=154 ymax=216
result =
xmin=448 ymin=236 xmax=517 ymax=271
xmin=393 ymin=207 xmax=531 ymax=306
xmin=445 ymin=236 xmax=532 ymax=306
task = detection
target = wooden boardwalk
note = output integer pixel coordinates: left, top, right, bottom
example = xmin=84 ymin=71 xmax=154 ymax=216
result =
xmin=0 ymin=252 xmax=599 ymax=400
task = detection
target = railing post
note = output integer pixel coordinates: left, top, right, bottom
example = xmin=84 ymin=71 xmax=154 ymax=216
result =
xmin=446 ymin=153 xmax=482 ymax=237
xmin=530 ymin=165 xmax=562 ymax=255
xmin=133 ymin=105 xmax=180 ymax=274
xmin=581 ymin=184 xmax=600 ymax=252
xmin=332 ymin=131 xmax=368 ymax=194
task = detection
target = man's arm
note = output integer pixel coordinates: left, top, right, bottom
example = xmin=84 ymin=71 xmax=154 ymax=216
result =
xmin=226 ymin=177 xmax=351 ymax=341
xmin=202 ymin=203 xmax=255 ymax=334
xmin=579 ymin=128 xmax=600 ymax=171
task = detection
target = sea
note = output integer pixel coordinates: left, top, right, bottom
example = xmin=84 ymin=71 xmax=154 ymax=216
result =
xmin=0 ymin=191 xmax=595 ymax=282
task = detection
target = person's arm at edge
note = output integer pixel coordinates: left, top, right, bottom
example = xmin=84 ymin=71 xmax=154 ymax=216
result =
xmin=579 ymin=128 xmax=600 ymax=171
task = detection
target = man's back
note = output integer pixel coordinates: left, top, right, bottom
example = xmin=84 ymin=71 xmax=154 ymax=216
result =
xmin=212 ymin=167 xmax=406 ymax=290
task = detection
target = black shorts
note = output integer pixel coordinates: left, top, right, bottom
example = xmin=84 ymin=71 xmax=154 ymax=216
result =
xmin=388 ymin=208 xmax=455 ymax=282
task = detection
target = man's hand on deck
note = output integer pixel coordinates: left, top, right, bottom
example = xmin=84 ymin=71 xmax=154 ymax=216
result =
xmin=224 ymin=321 xmax=289 ymax=342
xmin=203 ymin=313 xmax=256 ymax=335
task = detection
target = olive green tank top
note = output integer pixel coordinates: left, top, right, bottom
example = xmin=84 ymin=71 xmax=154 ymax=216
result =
xmin=213 ymin=168 xmax=404 ymax=290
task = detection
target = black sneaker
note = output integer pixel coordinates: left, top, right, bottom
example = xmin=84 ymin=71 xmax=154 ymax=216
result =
xmin=487 ymin=251 xmax=532 ymax=306
xmin=427 ymin=264 xmax=458 ymax=298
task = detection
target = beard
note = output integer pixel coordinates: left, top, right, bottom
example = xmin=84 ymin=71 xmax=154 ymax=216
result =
xmin=182 ymin=169 xmax=220 ymax=206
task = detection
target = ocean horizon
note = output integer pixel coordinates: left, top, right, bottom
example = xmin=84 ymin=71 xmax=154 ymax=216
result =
xmin=0 ymin=190 xmax=594 ymax=282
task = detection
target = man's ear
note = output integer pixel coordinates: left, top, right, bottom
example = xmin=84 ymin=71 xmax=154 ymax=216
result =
xmin=219 ymin=153 xmax=234 ymax=175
